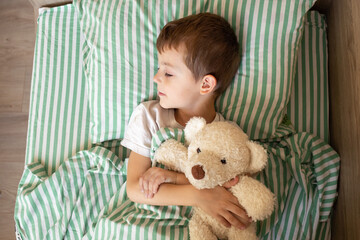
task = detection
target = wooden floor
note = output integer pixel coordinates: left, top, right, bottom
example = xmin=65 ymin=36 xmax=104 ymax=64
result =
xmin=0 ymin=0 xmax=35 ymax=239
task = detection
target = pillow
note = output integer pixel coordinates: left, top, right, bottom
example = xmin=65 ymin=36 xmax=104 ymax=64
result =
xmin=74 ymin=0 xmax=315 ymax=143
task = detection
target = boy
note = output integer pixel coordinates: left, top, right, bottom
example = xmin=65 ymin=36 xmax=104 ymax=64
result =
xmin=121 ymin=13 xmax=251 ymax=230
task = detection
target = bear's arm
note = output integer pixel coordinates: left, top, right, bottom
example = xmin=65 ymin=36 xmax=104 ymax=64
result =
xmin=153 ymin=139 xmax=188 ymax=172
xmin=230 ymin=176 xmax=275 ymax=221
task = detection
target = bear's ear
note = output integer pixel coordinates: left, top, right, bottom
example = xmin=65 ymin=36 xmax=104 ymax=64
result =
xmin=184 ymin=117 xmax=206 ymax=145
xmin=246 ymin=141 xmax=268 ymax=174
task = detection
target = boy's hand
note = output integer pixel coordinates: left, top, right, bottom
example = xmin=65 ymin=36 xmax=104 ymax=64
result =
xmin=139 ymin=167 xmax=177 ymax=198
xmin=222 ymin=174 xmax=253 ymax=188
xmin=195 ymin=186 xmax=252 ymax=230
xmin=221 ymin=176 xmax=239 ymax=188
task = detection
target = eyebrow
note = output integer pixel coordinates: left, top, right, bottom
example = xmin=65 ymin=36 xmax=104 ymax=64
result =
xmin=160 ymin=61 xmax=175 ymax=68
xmin=159 ymin=61 xmax=180 ymax=72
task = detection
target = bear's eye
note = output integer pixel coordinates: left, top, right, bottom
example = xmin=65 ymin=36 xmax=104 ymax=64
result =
xmin=221 ymin=159 xmax=227 ymax=164
xmin=197 ymin=148 xmax=201 ymax=154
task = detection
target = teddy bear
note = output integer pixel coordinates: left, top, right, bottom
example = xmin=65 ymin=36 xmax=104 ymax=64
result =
xmin=153 ymin=117 xmax=275 ymax=240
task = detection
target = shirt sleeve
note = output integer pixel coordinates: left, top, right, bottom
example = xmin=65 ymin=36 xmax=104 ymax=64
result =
xmin=121 ymin=104 xmax=155 ymax=158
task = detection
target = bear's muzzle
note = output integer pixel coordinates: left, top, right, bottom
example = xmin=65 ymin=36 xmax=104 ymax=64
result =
xmin=191 ymin=165 xmax=205 ymax=180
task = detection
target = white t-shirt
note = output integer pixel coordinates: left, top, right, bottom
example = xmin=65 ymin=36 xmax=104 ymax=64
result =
xmin=121 ymin=100 xmax=224 ymax=157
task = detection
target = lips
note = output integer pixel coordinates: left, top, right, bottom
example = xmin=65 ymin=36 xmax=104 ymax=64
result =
xmin=158 ymin=91 xmax=166 ymax=96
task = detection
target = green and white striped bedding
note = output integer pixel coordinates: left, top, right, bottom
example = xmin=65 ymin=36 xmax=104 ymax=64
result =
xmin=74 ymin=0 xmax=316 ymax=143
xmin=286 ymin=11 xmax=329 ymax=143
xmin=14 ymin=3 xmax=339 ymax=240
xmin=23 ymin=5 xmax=92 ymax=175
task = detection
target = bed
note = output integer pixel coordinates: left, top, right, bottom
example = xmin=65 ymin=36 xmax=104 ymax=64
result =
xmin=15 ymin=0 xmax=342 ymax=239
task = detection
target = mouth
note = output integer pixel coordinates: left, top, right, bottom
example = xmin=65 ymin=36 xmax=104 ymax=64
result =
xmin=158 ymin=91 xmax=166 ymax=97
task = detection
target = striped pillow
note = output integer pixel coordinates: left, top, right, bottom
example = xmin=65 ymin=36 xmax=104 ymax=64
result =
xmin=74 ymin=0 xmax=315 ymax=143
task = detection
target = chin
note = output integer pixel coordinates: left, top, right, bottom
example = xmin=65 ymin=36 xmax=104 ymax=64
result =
xmin=158 ymin=99 xmax=172 ymax=109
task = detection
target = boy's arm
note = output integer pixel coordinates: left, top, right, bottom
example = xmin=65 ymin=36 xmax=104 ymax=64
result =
xmin=127 ymin=151 xmax=194 ymax=205
xmin=126 ymin=151 xmax=252 ymax=230
xmin=139 ymin=166 xmax=190 ymax=198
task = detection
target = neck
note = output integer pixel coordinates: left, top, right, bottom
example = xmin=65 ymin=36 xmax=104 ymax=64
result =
xmin=174 ymin=99 xmax=216 ymax=127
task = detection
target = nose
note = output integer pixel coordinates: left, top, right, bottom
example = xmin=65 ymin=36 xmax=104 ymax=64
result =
xmin=153 ymin=71 xmax=161 ymax=84
xmin=191 ymin=165 xmax=205 ymax=180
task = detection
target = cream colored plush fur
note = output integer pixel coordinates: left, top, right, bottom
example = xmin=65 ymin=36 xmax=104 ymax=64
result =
xmin=154 ymin=117 xmax=275 ymax=240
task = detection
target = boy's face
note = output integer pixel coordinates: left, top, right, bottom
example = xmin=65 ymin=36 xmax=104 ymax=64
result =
xmin=154 ymin=46 xmax=203 ymax=110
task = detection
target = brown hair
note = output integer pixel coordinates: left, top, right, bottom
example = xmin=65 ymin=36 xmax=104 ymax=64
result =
xmin=156 ymin=13 xmax=240 ymax=95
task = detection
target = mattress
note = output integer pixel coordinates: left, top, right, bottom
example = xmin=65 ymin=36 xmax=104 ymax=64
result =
xmin=14 ymin=3 xmax=339 ymax=240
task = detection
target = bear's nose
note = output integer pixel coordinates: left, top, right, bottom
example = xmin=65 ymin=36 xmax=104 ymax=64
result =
xmin=191 ymin=165 xmax=205 ymax=180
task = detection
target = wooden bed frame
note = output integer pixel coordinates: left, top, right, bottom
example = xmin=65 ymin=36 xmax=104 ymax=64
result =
xmin=27 ymin=0 xmax=360 ymax=238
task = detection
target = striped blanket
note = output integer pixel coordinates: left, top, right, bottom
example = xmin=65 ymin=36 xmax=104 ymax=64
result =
xmin=16 ymin=123 xmax=339 ymax=239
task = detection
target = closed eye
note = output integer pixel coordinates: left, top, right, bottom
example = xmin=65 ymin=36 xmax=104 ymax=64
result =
xmin=165 ymin=73 xmax=173 ymax=77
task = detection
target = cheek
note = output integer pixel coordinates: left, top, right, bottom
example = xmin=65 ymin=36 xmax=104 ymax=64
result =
xmin=169 ymin=83 xmax=193 ymax=99
xmin=180 ymin=82 xmax=201 ymax=97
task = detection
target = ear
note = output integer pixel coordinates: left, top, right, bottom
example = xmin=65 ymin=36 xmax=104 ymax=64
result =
xmin=200 ymin=74 xmax=217 ymax=95
xmin=154 ymin=139 xmax=188 ymax=172
xmin=184 ymin=117 xmax=206 ymax=145
xmin=246 ymin=141 xmax=268 ymax=174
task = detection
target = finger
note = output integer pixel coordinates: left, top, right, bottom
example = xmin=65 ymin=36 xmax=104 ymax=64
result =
xmin=221 ymin=210 xmax=247 ymax=230
xmin=144 ymin=189 xmax=150 ymax=198
xmin=222 ymin=176 xmax=239 ymax=188
xmin=139 ymin=177 xmax=144 ymax=193
xmin=147 ymin=191 xmax=154 ymax=199
xmin=215 ymin=214 xmax=231 ymax=228
xmin=142 ymin=178 xmax=149 ymax=193
xmin=152 ymin=180 xmax=160 ymax=194
xmin=219 ymin=191 xmax=252 ymax=223
xmin=226 ymin=203 xmax=252 ymax=224
xmin=224 ymin=193 xmax=253 ymax=226
xmin=153 ymin=176 xmax=166 ymax=193
xmin=150 ymin=178 xmax=158 ymax=194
